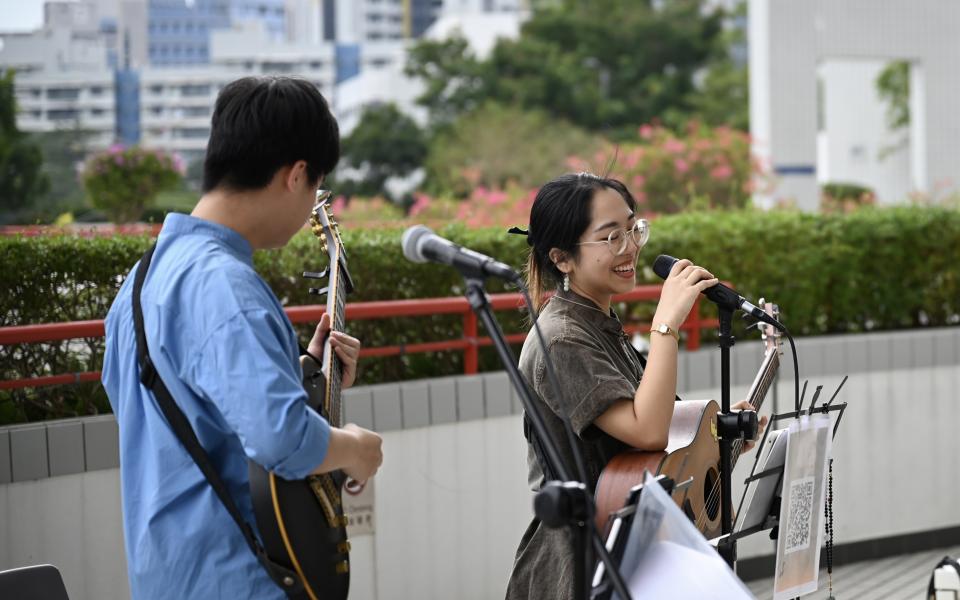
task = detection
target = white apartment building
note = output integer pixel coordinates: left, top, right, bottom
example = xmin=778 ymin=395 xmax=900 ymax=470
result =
xmin=12 ymin=71 xmax=117 ymax=150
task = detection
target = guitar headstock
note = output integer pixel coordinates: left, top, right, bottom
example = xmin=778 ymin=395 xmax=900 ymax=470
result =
xmin=309 ymin=190 xmax=354 ymax=294
xmin=758 ymin=297 xmax=782 ymax=356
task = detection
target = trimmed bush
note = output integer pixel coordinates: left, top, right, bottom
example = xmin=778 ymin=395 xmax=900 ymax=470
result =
xmin=2 ymin=206 xmax=959 ymax=424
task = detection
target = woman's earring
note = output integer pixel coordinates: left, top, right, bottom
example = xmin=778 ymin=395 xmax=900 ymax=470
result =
xmin=563 ymin=273 xmax=570 ymax=292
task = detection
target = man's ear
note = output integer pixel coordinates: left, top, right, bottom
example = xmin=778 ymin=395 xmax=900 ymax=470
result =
xmin=548 ymin=248 xmax=571 ymax=274
xmin=283 ymin=160 xmax=310 ymax=192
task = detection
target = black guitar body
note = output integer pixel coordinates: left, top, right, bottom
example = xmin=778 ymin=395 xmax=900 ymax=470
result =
xmin=248 ymin=462 xmax=350 ymax=600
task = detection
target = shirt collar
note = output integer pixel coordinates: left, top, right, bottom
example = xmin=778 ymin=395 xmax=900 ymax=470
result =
xmin=550 ymin=289 xmax=625 ymax=335
xmin=159 ymin=213 xmax=253 ymax=261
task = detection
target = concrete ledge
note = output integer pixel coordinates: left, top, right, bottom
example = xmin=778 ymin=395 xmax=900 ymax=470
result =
xmin=1 ymin=326 xmax=957 ymax=483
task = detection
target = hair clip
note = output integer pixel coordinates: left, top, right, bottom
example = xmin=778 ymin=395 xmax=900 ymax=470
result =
xmin=507 ymin=226 xmax=534 ymax=247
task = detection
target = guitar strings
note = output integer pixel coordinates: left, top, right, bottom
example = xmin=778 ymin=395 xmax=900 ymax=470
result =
xmin=693 ymin=353 xmax=778 ymax=531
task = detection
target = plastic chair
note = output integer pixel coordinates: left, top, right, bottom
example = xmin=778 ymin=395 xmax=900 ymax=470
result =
xmin=0 ymin=564 xmax=70 ymax=600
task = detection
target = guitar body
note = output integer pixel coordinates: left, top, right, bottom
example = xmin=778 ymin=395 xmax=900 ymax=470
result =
xmin=594 ymin=399 xmax=723 ymax=539
xmin=248 ymin=196 xmax=355 ymax=600
xmin=594 ymin=301 xmax=782 ymax=541
xmin=248 ymin=358 xmax=350 ymax=600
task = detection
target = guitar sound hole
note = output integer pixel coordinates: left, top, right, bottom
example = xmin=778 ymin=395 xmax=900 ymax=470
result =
xmin=703 ymin=467 xmax=720 ymax=521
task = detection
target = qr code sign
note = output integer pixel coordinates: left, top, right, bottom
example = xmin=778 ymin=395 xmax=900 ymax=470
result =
xmin=784 ymin=476 xmax=815 ymax=554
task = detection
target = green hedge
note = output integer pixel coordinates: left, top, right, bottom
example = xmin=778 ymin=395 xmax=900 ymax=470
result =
xmin=2 ymin=206 xmax=958 ymax=424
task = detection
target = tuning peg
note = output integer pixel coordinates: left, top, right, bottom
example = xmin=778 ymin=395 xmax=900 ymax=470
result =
xmin=309 ymin=286 xmax=329 ymax=297
xmin=303 ymin=269 xmax=328 ymax=280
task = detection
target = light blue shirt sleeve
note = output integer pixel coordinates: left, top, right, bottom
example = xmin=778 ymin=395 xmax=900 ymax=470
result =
xmin=188 ymin=307 xmax=331 ymax=480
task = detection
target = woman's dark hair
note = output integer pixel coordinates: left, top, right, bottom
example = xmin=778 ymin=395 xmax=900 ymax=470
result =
xmin=202 ymin=76 xmax=340 ymax=193
xmin=525 ymin=173 xmax=637 ymax=311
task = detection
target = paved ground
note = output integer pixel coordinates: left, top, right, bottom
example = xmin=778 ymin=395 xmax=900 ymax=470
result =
xmin=745 ymin=544 xmax=960 ymax=599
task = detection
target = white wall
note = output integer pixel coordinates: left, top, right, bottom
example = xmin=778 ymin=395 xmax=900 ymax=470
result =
xmin=2 ymin=327 xmax=959 ymax=599
xmin=817 ymin=60 xmax=912 ymax=203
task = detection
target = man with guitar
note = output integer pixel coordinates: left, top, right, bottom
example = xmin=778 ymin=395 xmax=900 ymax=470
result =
xmin=505 ymin=172 xmax=766 ymax=600
xmin=102 ymin=76 xmax=383 ymax=599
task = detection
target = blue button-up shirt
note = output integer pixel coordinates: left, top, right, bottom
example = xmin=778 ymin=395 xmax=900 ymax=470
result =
xmin=102 ymin=213 xmax=330 ymax=599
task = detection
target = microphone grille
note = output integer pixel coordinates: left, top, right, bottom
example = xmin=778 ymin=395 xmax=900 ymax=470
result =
xmin=401 ymin=225 xmax=433 ymax=263
xmin=652 ymin=254 xmax=678 ymax=280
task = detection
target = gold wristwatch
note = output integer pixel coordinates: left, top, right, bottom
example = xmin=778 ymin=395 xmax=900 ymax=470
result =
xmin=651 ymin=323 xmax=680 ymax=342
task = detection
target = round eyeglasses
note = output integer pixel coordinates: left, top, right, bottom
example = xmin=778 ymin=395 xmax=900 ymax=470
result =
xmin=576 ymin=219 xmax=650 ymax=256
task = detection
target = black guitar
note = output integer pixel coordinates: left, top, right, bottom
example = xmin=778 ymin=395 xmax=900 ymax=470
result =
xmin=249 ymin=192 xmax=355 ymax=600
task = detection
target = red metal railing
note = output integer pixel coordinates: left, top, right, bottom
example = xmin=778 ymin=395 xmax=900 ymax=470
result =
xmin=0 ymin=286 xmax=715 ymax=390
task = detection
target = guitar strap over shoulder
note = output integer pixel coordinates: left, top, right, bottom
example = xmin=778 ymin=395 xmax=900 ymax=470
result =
xmin=131 ymin=243 xmax=308 ymax=599
xmin=521 ymin=343 xmax=682 ymax=485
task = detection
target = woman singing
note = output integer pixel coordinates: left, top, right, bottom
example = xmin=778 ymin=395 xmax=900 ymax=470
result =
xmin=505 ymin=172 xmax=755 ymax=600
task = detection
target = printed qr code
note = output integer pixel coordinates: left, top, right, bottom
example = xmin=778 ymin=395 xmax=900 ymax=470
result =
xmin=784 ymin=476 xmax=815 ymax=554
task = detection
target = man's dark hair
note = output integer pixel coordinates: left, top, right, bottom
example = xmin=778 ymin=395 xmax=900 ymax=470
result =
xmin=202 ymin=76 xmax=340 ymax=193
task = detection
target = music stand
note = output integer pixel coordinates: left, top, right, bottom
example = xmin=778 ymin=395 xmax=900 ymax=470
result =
xmin=734 ymin=428 xmax=787 ymax=536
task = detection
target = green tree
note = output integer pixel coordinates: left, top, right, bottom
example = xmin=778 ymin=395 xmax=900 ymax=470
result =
xmin=424 ymin=102 xmax=600 ymax=195
xmin=876 ymin=60 xmax=910 ymax=131
xmin=30 ymin=126 xmax=96 ymax=217
xmin=875 ymin=60 xmax=910 ymax=160
xmin=405 ymin=36 xmax=488 ymax=127
xmin=406 ymin=0 xmax=730 ymax=138
xmin=82 ymin=146 xmax=182 ymax=223
xmin=683 ymin=0 xmax=749 ymax=131
xmin=336 ymin=103 xmax=428 ymax=197
xmin=0 ymin=70 xmax=50 ymax=216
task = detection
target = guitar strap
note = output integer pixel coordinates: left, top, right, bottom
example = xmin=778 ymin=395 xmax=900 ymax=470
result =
xmin=521 ymin=343 xmax=682 ymax=485
xmin=132 ymin=243 xmax=308 ymax=598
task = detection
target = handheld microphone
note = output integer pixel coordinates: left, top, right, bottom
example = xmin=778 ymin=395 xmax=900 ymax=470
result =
xmin=401 ymin=225 xmax=521 ymax=283
xmin=653 ymin=254 xmax=784 ymax=330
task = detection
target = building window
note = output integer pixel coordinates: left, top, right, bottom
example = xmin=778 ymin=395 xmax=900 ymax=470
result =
xmin=150 ymin=85 xmax=163 ymax=95
xmin=262 ymin=62 xmax=293 ymax=73
xmin=151 ymin=106 xmax=163 ymax=116
xmin=181 ymin=84 xmax=211 ymax=96
xmin=90 ymin=86 xmax=104 ymax=96
xmin=309 ymin=61 xmax=323 ymax=70
xmin=175 ymin=127 xmax=210 ymax=139
xmin=91 ymin=108 xmax=105 ymax=117
xmin=183 ymin=106 xmax=210 ymax=117
xmin=47 ymin=88 xmax=81 ymax=100
xmin=47 ymin=109 xmax=79 ymax=120
xmin=30 ymin=110 xmax=41 ymax=118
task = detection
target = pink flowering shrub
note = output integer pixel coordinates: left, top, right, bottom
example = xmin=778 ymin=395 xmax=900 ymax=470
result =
xmin=82 ymin=145 xmax=184 ymax=223
xmin=568 ymin=122 xmax=765 ymax=214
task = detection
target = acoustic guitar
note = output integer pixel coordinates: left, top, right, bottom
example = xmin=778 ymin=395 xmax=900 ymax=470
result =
xmin=594 ymin=302 xmax=782 ymax=539
xmin=248 ymin=193 xmax=356 ymax=600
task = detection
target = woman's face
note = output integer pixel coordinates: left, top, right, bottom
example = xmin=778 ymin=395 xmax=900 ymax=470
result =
xmin=564 ymin=187 xmax=641 ymax=302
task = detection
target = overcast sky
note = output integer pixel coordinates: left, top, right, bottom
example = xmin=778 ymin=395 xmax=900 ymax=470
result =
xmin=0 ymin=0 xmax=45 ymax=33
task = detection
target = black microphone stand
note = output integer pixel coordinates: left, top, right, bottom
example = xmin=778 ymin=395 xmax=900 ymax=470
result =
xmin=459 ymin=273 xmax=632 ymax=600
xmin=713 ymin=307 xmax=761 ymax=568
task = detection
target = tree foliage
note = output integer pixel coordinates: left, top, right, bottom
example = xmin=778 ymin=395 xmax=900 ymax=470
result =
xmin=876 ymin=60 xmax=910 ymax=131
xmin=82 ymin=145 xmax=183 ymax=223
xmin=335 ymin=103 xmax=428 ymax=198
xmin=406 ymin=0 xmax=739 ymax=137
xmin=0 ymin=70 xmax=50 ymax=215
xmin=424 ymin=102 xmax=600 ymax=195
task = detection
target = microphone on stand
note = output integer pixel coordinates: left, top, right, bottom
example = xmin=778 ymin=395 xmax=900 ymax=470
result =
xmin=401 ymin=225 xmax=522 ymax=284
xmin=653 ymin=254 xmax=784 ymax=331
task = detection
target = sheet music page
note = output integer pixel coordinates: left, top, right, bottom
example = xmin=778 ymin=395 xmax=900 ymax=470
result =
xmin=773 ymin=414 xmax=833 ymax=600
xmin=736 ymin=428 xmax=788 ymax=533
xmin=612 ymin=472 xmax=752 ymax=600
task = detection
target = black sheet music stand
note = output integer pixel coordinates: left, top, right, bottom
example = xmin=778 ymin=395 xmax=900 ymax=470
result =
xmin=720 ymin=376 xmax=850 ymax=548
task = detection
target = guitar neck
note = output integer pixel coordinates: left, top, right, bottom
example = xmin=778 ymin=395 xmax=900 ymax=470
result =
xmin=325 ymin=266 xmax=347 ymax=427
xmin=731 ymin=348 xmax=780 ymax=466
